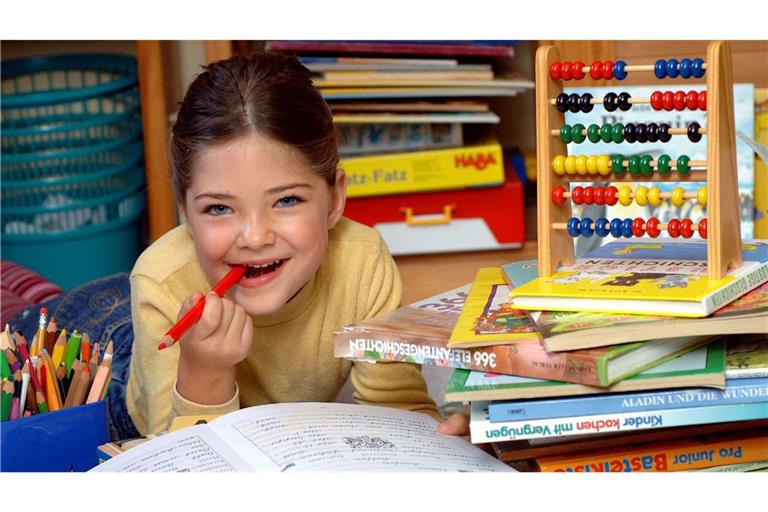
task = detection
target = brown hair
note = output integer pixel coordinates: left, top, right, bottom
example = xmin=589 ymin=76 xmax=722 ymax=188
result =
xmin=170 ymin=51 xmax=338 ymax=203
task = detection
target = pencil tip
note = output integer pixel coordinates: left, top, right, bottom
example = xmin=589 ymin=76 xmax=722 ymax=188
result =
xmin=157 ymin=335 xmax=175 ymax=351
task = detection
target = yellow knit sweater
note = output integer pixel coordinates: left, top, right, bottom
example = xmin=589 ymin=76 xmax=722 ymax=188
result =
xmin=126 ymin=217 xmax=438 ymax=434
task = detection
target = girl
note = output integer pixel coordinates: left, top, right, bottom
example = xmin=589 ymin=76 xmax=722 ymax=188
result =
xmin=126 ymin=51 xmax=469 ymax=438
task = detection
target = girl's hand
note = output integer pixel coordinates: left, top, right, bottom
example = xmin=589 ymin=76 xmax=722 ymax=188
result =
xmin=437 ymin=413 xmax=471 ymax=439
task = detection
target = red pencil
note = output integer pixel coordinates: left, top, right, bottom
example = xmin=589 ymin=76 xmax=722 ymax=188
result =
xmin=157 ymin=266 xmax=246 ymax=351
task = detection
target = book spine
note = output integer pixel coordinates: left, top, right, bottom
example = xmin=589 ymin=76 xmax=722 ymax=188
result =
xmin=726 ymin=368 xmax=768 ymax=379
xmin=338 ymin=123 xmax=462 ymax=157
xmin=487 ymin=378 xmax=768 ymax=422
xmin=705 ymin=262 xmax=768 ymax=311
xmin=535 ymin=436 xmax=768 ymax=472
xmin=470 ymin=402 xmax=768 ymax=443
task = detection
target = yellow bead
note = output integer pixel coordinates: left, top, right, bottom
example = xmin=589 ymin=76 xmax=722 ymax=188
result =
xmin=586 ymin=155 xmax=599 ymax=175
xmin=635 ymin=186 xmax=648 ymax=206
xmin=597 ymin=154 xmax=611 ymax=176
xmin=552 ymin=155 xmax=566 ymax=175
xmin=575 ymin=155 xmax=588 ymax=175
xmin=648 ymin=186 xmax=662 ymax=207
xmin=671 ymin=187 xmax=686 ymax=207
xmin=697 ymin=186 xmax=708 ymax=206
xmin=619 ymin=186 xmax=633 ymax=206
xmin=564 ymin=155 xmax=577 ymax=175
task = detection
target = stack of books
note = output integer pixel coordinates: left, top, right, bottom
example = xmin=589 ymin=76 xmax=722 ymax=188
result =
xmin=334 ymin=239 xmax=768 ymax=472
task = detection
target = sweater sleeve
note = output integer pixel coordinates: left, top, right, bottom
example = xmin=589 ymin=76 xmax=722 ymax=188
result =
xmin=126 ymin=274 xmax=240 ymax=435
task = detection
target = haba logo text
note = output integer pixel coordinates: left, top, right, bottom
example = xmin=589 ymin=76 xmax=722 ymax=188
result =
xmin=454 ymin=151 xmax=497 ymax=171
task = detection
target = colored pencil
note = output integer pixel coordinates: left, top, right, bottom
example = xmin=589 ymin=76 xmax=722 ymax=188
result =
xmin=44 ymin=316 xmax=58 ymax=355
xmin=86 ymin=340 xmax=113 ymax=404
xmin=4 ymin=348 xmax=20 ymax=374
xmin=9 ymin=396 xmax=20 ymax=420
xmin=81 ymin=333 xmax=90 ymax=364
xmin=157 ymin=265 xmax=246 ymax=351
xmin=19 ymin=361 xmax=30 ymax=415
xmin=30 ymin=307 xmax=48 ymax=356
xmin=14 ymin=331 xmax=30 ymax=366
xmin=1 ymin=379 xmax=13 ymax=421
xmin=51 ymin=329 xmax=67 ymax=369
xmin=64 ymin=330 xmax=82 ymax=376
xmin=0 ymin=350 xmax=10 ymax=381
xmin=40 ymin=349 xmax=63 ymax=410
xmin=88 ymin=341 xmax=100 ymax=384
xmin=0 ymin=325 xmax=13 ymax=351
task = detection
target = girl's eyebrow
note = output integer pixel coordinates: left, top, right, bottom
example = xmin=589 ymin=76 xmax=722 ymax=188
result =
xmin=193 ymin=192 xmax=235 ymax=201
xmin=266 ymin=183 xmax=312 ymax=194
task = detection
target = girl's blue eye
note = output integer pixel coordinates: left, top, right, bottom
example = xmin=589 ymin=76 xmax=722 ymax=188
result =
xmin=204 ymin=204 xmax=232 ymax=216
xmin=276 ymin=195 xmax=302 ymax=208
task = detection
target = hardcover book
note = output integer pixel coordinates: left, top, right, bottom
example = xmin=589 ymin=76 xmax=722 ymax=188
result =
xmin=726 ymin=334 xmax=768 ymax=379
xmin=507 ymin=240 xmax=768 ymax=318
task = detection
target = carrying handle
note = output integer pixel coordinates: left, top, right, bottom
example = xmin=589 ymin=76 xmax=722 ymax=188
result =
xmin=399 ymin=204 xmax=456 ymax=226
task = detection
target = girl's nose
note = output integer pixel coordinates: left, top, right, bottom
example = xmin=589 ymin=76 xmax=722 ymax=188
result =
xmin=236 ymin=213 xmax=276 ymax=248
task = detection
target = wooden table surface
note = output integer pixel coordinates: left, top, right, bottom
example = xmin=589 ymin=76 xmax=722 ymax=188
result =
xmin=393 ymin=241 xmax=538 ymax=305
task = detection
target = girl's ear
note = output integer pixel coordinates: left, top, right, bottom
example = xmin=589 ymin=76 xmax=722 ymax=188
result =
xmin=327 ymin=168 xmax=347 ymax=229
xmin=177 ymin=202 xmax=191 ymax=236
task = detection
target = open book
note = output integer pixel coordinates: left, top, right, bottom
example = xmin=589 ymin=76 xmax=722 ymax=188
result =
xmin=90 ymin=402 xmax=513 ymax=472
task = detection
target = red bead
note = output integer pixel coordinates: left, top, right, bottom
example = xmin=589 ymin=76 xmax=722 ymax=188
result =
xmin=561 ymin=61 xmax=573 ymax=81
xmin=646 ymin=217 xmax=661 ymax=238
xmin=662 ymin=91 xmax=674 ymax=111
xmin=571 ymin=185 xmax=584 ymax=204
xmin=631 ymin=217 xmax=646 ymax=237
xmin=601 ymin=60 xmax=614 ymax=80
xmin=572 ymin=60 xmax=585 ymax=80
xmin=685 ymin=90 xmax=698 ymax=110
xmin=550 ymin=62 xmax=562 ymax=80
xmin=589 ymin=61 xmax=602 ymax=80
xmin=650 ymin=91 xmax=663 ymax=110
xmin=680 ymin=218 xmax=694 ymax=238
xmin=673 ymin=91 xmax=686 ymax=110
xmin=605 ymin=186 xmax=618 ymax=206
xmin=698 ymin=218 xmax=708 ymax=239
xmin=667 ymin=218 xmax=681 ymax=238
xmin=552 ymin=186 xmax=566 ymax=206
xmin=583 ymin=186 xmax=594 ymax=205
xmin=698 ymin=91 xmax=707 ymax=111
xmin=593 ymin=186 xmax=606 ymax=205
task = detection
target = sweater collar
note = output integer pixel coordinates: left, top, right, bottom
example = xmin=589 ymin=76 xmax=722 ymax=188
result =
xmin=248 ymin=266 xmax=322 ymax=327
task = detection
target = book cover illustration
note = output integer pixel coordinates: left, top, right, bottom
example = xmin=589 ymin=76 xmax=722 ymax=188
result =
xmin=727 ymin=335 xmax=768 ymax=379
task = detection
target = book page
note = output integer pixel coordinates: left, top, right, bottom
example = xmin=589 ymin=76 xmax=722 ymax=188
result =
xmin=207 ymin=402 xmax=513 ymax=472
xmin=90 ymin=424 xmax=262 ymax=472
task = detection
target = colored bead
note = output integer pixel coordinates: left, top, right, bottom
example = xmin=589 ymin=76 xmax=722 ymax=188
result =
xmin=603 ymin=92 xmax=619 ymax=112
xmin=594 ymin=186 xmax=606 ymax=204
xmin=605 ymin=186 xmax=618 ymax=206
xmin=609 ymin=218 xmax=624 ymax=238
xmin=628 ymin=155 xmax=641 ymax=175
xmin=624 ymin=123 xmax=637 ymax=143
xmin=666 ymin=58 xmax=680 ymax=78
xmin=560 ymin=124 xmax=572 ymax=143
xmin=617 ymin=92 xmax=632 ymax=111
xmin=687 ymin=121 xmax=703 ymax=143
xmin=680 ymin=218 xmax=694 ymax=238
xmin=580 ymin=92 xmax=594 ymax=113
xmin=583 ymin=186 xmax=595 ymax=204
xmin=657 ymin=154 xmax=672 ymax=174
xmin=571 ymin=185 xmax=584 ymax=204
xmin=575 ymin=155 xmax=588 ymax=175
xmin=685 ymin=90 xmax=698 ymax=110
xmin=601 ymin=60 xmax=614 ymax=80
xmin=611 ymin=123 xmax=624 ymax=144
xmin=640 ymin=155 xmax=654 ymax=176
xmin=698 ymin=91 xmax=707 ymax=110
xmin=611 ymin=154 xmax=625 ymax=174
xmin=677 ymin=155 xmax=691 ymax=175
xmin=555 ymin=93 xmax=569 ymax=113
xmin=618 ymin=186 xmax=633 ymax=206
xmin=691 ymin=58 xmax=705 ymax=78
xmin=597 ymin=154 xmax=611 ymax=175
xmin=552 ymin=186 xmax=566 ymax=206
xmin=673 ymin=90 xmax=686 ymax=110
xmin=568 ymin=93 xmax=581 ymax=113
xmin=567 ymin=217 xmax=581 ymax=237
xmin=636 ymin=124 xmax=648 ymax=143
xmin=667 ymin=218 xmax=681 ymax=238
xmin=635 ymin=186 xmax=649 ymax=206
xmin=697 ymin=186 xmax=708 ymax=207
xmin=646 ymin=217 xmax=661 ymax=238
xmin=600 ymin=122 xmax=614 ymax=143
xmin=647 ymin=123 xmax=660 ymax=142
xmin=595 ymin=217 xmax=610 ymax=237
xmin=586 ymin=154 xmax=599 ymax=175
xmin=580 ymin=217 xmax=595 ymax=237
xmin=650 ymin=91 xmax=663 ymax=110
xmin=662 ymin=91 xmax=674 ymax=111
xmin=613 ymin=60 xmax=627 ymax=80
xmin=590 ymin=61 xmax=602 ymax=80
xmin=679 ymin=58 xmax=693 ymax=79
xmin=659 ymin=124 xmax=672 ymax=143
xmin=698 ymin=218 xmax=708 ymax=239
xmin=564 ymin=155 xmax=577 ymax=175
xmin=648 ymin=186 xmax=662 ymax=207
xmin=561 ymin=61 xmax=573 ymax=81
xmin=654 ymin=59 xmax=667 ymax=79
xmin=552 ymin=155 xmax=566 ymax=175
xmin=632 ymin=218 xmax=646 ymax=237
xmin=587 ymin=124 xmax=601 ymax=143
xmin=550 ymin=62 xmax=562 ymax=80
xmin=671 ymin=187 xmax=686 ymax=207
xmin=572 ymin=61 xmax=586 ymax=80
xmin=571 ymin=123 xmax=586 ymax=143
xmin=621 ymin=218 xmax=634 ymax=238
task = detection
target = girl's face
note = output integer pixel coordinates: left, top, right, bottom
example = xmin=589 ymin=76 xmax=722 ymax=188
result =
xmin=181 ymin=132 xmax=346 ymax=316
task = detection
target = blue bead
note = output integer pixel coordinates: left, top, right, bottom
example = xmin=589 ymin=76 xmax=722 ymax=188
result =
xmin=567 ymin=217 xmax=581 ymax=237
xmin=666 ymin=58 xmax=680 ymax=78
xmin=613 ymin=60 xmax=627 ymax=80
xmin=654 ymin=59 xmax=667 ymax=79
xmin=621 ymin=218 xmax=634 ymax=238
xmin=691 ymin=58 xmax=705 ymax=78
xmin=595 ymin=217 xmax=610 ymax=237
xmin=609 ymin=218 xmax=623 ymax=237
xmin=580 ymin=217 xmax=594 ymax=237
xmin=679 ymin=58 xmax=693 ymax=78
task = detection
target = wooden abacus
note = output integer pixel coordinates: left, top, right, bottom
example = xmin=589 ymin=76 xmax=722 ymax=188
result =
xmin=535 ymin=41 xmax=742 ymax=280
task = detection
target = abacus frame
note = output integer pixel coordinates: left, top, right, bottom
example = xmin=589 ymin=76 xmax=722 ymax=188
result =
xmin=535 ymin=41 xmax=742 ymax=280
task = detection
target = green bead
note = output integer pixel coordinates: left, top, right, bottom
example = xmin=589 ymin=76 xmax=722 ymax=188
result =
xmin=600 ymin=123 xmax=613 ymax=143
xmin=640 ymin=155 xmax=654 ymax=176
xmin=657 ymin=154 xmax=671 ymax=174
xmin=587 ymin=124 xmax=601 ymax=143
xmin=560 ymin=124 xmax=572 ymax=144
xmin=612 ymin=154 xmax=626 ymax=174
xmin=628 ymin=155 xmax=641 ymax=175
xmin=677 ymin=154 xmax=691 ymax=175
xmin=571 ymin=123 xmax=586 ymax=144
xmin=611 ymin=123 xmax=625 ymax=143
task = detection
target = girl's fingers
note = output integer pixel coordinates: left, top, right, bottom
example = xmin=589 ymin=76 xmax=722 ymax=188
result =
xmin=177 ymin=292 xmax=203 ymax=321
xmin=196 ymin=292 xmax=223 ymax=338
xmin=226 ymin=304 xmax=252 ymax=359
xmin=216 ymin=298 xmax=237 ymax=340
